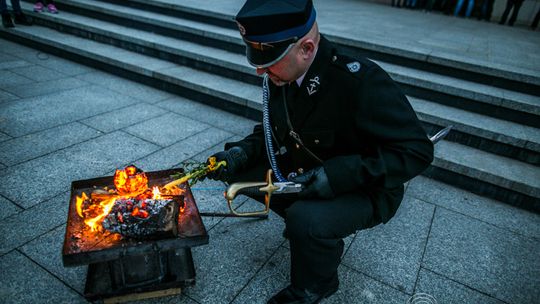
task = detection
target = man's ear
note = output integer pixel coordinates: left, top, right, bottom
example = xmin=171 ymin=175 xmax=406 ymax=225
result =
xmin=300 ymin=39 xmax=316 ymax=58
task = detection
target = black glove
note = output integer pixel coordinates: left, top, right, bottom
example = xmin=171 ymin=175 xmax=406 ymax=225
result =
xmin=290 ymin=166 xmax=335 ymax=199
xmin=206 ymin=146 xmax=248 ymax=182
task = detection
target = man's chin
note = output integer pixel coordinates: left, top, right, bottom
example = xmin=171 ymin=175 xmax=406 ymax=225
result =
xmin=269 ymin=78 xmax=287 ymax=87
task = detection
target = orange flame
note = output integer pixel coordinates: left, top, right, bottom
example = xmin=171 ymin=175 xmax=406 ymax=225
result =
xmin=74 ymin=166 xmax=183 ymax=232
xmin=114 ymin=165 xmax=148 ymax=196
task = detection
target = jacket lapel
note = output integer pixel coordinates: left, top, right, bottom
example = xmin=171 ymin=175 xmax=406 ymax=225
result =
xmin=291 ymin=35 xmax=333 ymax=129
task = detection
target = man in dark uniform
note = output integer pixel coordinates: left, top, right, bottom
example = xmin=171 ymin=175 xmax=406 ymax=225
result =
xmin=206 ymin=0 xmax=434 ymax=303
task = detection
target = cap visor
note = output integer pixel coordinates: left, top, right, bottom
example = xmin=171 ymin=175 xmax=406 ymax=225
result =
xmin=246 ymin=43 xmax=294 ymax=68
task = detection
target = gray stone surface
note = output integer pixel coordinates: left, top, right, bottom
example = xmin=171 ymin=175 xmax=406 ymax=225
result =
xmin=134 ymin=126 xmax=233 ymax=172
xmin=407 ymin=176 xmax=540 ymax=240
xmin=0 ymin=131 xmax=11 ymax=142
xmin=17 ymin=50 xmax=92 ymax=76
xmin=0 ymin=70 xmax=33 ymax=87
xmin=327 ymin=265 xmax=410 ymax=304
xmin=0 ymin=59 xmax=33 ymax=70
xmin=0 ymin=122 xmax=102 ymax=166
xmin=423 ymin=208 xmax=540 ymax=304
xmin=0 ymin=250 xmax=86 ymax=304
xmin=19 ymin=224 xmax=87 ymax=293
xmin=187 ymin=213 xmax=285 ymax=304
xmin=0 ymin=195 xmax=21 ymax=221
xmin=342 ymin=197 xmax=435 ymax=294
xmin=231 ymin=246 xmax=289 ymax=304
xmin=410 ymin=97 xmax=540 ymax=151
xmin=2 ymin=77 xmax=91 ymax=98
xmin=0 ymin=192 xmax=69 ymax=255
xmin=157 ymin=97 xmax=256 ymax=136
xmin=0 ymin=131 xmax=159 ymax=208
xmin=124 ymin=112 xmax=210 ymax=147
xmin=81 ymin=102 xmax=168 ymax=133
xmin=0 ymin=86 xmax=138 ymax=137
xmin=433 ymin=141 xmax=540 ymax=198
xmin=415 ymin=268 xmax=505 ymax=304
xmin=0 ymin=89 xmax=19 ymax=102
xmin=75 ymin=71 xmax=174 ymax=104
xmin=10 ymin=64 xmax=68 ymax=82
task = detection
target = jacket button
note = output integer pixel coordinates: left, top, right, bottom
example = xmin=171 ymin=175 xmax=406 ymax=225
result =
xmin=295 ymin=143 xmax=300 ymax=149
xmin=298 ymin=168 xmax=304 ymax=174
xmin=314 ymin=139 xmax=320 ymax=144
xmin=332 ymin=56 xmax=337 ymax=62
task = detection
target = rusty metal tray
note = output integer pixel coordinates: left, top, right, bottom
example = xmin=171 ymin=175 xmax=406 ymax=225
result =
xmin=62 ymin=169 xmax=208 ymax=267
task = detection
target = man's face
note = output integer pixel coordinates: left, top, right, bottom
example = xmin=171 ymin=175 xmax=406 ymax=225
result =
xmin=255 ymin=43 xmax=304 ymax=86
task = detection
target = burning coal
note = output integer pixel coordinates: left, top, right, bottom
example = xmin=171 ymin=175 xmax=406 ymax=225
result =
xmin=75 ymin=166 xmax=184 ymax=237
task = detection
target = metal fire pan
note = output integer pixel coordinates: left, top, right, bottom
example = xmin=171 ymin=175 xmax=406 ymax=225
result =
xmin=62 ymin=169 xmax=209 ymax=267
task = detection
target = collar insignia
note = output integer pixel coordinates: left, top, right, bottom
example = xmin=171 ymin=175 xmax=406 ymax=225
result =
xmin=347 ymin=61 xmax=361 ymax=73
xmin=306 ymin=76 xmax=320 ymax=96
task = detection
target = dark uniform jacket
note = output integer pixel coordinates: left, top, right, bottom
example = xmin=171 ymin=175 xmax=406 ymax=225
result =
xmin=226 ymin=35 xmax=434 ymax=223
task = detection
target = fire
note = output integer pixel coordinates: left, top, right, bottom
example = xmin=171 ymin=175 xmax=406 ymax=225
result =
xmin=74 ymin=166 xmax=183 ymax=232
xmin=114 ymin=166 xmax=148 ymax=195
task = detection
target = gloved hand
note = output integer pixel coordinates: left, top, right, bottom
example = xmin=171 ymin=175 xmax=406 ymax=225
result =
xmin=290 ymin=166 xmax=335 ymax=199
xmin=206 ymin=146 xmax=248 ymax=182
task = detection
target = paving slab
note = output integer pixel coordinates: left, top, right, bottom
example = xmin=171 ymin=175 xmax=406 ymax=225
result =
xmin=81 ymin=102 xmax=168 ymax=133
xmin=0 ymin=250 xmax=86 ymax=304
xmin=124 ymin=112 xmax=211 ymax=147
xmin=0 ymin=192 xmax=69 ymax=255
xmin=134 ymin=126 xmax=233 ymax=172
xmin=187 ymin=212 xmax=285 ymax=304
xmin=0 ymin=89 xmax=18 ymax=102
xmin=423 ymin=208 xmax=540 ymax=304
xmin=232 ymin=246 xmax=411 ymax=304
xmin=0 ymin=122 xmax=102 ymax=166
xmin=0 ymin=58 xmax=33 ymax=70
xmin=0 ymin=131 xmax=159 ymax=208
xmin=9 ymin=64 xmax=68 ymax=82
xmin=0 ymin=195 xmax=21 ymax=221
xmin=19 ymin=224 xmax=87 ymax=294
xmin=415 ymin=268 xmax=505 ymax=304
xmin=17 ymin=50 xmax=93 ymax=76
xmin=0 ymin=69 xmax=33 ymax=87
xmin=2 ymin=76 xmax=91 ymax=98
xmin=0 ymin=131 xmax=11 ymax=142
xmin=407 ymin=176 xmax=540 ymax=240
xmin=342 ymin=197 xmax=435 ymax=294
xmin=75 ymin=70 xmax=174 ymax=104
xmin=0 ymin=85 xmax=139 ymax=137
xmin=157 ymin=97 xmax=257 ymax=137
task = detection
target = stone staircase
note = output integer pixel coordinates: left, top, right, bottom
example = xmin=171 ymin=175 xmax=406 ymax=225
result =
xmin=2 ymin=0 xmax=538 ymax=212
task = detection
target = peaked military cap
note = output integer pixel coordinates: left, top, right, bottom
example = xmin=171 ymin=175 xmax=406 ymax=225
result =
xmin=235 ymin=0 xmax=316 ymax=68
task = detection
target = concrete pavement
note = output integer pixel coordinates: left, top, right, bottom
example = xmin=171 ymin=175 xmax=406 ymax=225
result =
xmin=1 ymin=0 xmax=539 ymax=303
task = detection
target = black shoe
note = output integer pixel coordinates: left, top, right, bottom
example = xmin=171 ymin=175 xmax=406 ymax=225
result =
xmin=2 ymin=13 xmax=14 ymax=28
xmin=267 ymin=280 xmax=339 ymax=304
xmin=13 ymin=12 xmax=32 ymax=25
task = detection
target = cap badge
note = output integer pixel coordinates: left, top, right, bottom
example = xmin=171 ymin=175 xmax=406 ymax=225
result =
xmin=236 ymin=21 xmax=246 ymax=36
xmin=347 ymin=61 xmax=361 ymax=73
xmin=307 ymin=76 xmax=320 ymax=96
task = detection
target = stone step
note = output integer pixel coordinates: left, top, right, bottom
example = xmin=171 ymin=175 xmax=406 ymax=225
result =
xmin=33 ymin=0 xmax=540 ymax=128
xmin=93 ymin=0 xmax=540 ymax=95
xmin=16 ymin=3 xmax=540 ymax=165
xmin=409 ymin=97 xmax=540 ymax=165
xmin=425 ymin=140 xmax=540 ymax=212
xmin=1 ymin=24 xmax=537 ymax=212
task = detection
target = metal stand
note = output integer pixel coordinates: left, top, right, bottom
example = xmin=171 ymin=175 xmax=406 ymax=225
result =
xmin=84 ymin=248 xmax=195 ymax=302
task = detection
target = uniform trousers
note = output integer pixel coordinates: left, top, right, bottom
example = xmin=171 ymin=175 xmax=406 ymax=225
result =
xmin=229 ymin=161 xmax=380 ymax=291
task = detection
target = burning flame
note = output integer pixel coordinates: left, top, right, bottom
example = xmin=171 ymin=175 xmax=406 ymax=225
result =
xmin=74 ymin=166 xmax=182 ymax=232
xmin=114 ymin=165 xmax=148 ymax=196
